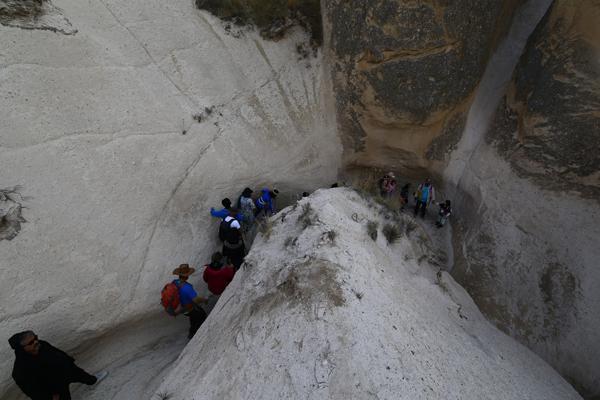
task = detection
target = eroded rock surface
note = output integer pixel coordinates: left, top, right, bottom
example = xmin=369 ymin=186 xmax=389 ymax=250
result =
xmin=154 ymin=189 xmax=581 ymax=400
xmin=324 ymin=0 xmax=523 ymax=173
xmin=0 ymin=0 xmax=340 ymax=395
xmin=449 ymin=1 xmax=600 ymax=396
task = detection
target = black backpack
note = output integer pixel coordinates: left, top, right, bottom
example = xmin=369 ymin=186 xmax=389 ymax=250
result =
xmin=219 ymin=218 xmax=238 ymax=242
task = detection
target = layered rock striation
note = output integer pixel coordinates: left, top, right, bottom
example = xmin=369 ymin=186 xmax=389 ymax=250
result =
xmin=324 ymin=0 xmax=524 ymax=174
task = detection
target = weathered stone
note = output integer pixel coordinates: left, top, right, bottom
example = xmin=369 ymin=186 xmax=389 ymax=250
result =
xmin=325 ymin=0 xmax=523 ymax=171
xmin=488 ymin=0 xmax=600 ymax=200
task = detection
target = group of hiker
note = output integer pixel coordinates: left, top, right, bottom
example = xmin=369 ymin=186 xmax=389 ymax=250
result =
xmin=378 ymin=172 xmax=452 ymax=228
xmin=8 ymin=186 xmax=279 ymax=400
xmin=8 ymin=177 xmax=454 ymax=400
xmin=161 ymin=186 xmax=279 ymax=341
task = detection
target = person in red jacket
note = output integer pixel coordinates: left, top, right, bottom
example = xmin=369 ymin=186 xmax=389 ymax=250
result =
xmin=203 ymin=252 xmax=235 ymax=297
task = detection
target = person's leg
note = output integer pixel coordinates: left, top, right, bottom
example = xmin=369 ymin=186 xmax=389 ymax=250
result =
xmin=414 ymin=201 xmax=420 ymax=216
xmin=187 ymin=307 xmax=207 ymax=339
xmin=420 ymin=202 xmax=427 ymax=218
xmin=69 ymin=364 xmax=97 ymax=385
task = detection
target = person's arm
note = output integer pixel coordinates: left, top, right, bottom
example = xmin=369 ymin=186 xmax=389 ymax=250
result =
xmin=210 ymin=208 xmax=227 ymax=219
xmin=203 ymin=267 xmax=209 ymax=283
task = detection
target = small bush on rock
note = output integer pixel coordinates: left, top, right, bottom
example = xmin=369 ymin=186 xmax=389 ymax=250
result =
xmin=382 ymin=223 xmax=401 ymax=244
xmin=366 ymin=220 xmax=378 ymax=241
xmin=298 ymin=203 xmax=316 ymax=229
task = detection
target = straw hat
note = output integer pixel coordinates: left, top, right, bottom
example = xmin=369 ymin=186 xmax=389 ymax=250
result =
xmin=172 ymin=263 xmax=195 ymax=277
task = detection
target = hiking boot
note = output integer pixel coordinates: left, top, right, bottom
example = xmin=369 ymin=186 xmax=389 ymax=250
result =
xmin=94 ymin=371 xmax=109 ymax=385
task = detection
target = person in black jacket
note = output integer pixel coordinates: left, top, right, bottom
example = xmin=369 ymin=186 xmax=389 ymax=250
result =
xmin=9 ymin=331 xmax=107 ymax=400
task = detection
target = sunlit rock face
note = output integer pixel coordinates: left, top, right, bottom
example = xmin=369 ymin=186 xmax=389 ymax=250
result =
xmin=0 ymin=0 xmax=340 ymax=395
xmin=323 ymin=0 xmax=523 ymax=174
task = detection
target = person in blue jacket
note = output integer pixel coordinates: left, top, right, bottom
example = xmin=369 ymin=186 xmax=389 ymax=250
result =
xmin=255 ymin=188 xmax=278 ymax=218
xmin=210 ymin=198 xmax=242 ymax=221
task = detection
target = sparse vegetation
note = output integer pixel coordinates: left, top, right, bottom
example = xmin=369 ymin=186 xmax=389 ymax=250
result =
xmin=297 ymin=202 xmax=316 ymax=229
xmin=366 ymin=220 xmax=378 ymax=241
xmin=382 ymin=223 xmax=401 ymax=244
xmin=352 ymin=288 xmax=364 ymax=300
xmin=195 ymin=0 xmax=322 ymax=45
xmin=405 ymin=219 xmax=418 ymax=235
xmin=155 ymin=392 xmax=173 ymax=400
xmin=0 ymin=0 xmax=45 ymax=23
xmin=284 ymin=235 xmax=297 ymax=248
xmin=257 ymin=217 xmax=274 ymax=239
xmin=325 ymin=230 xmax=337 ymax=245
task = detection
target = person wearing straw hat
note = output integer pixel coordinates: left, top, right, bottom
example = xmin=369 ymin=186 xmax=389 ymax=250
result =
xmin=171 ymin=263 xmax=207 ymax=339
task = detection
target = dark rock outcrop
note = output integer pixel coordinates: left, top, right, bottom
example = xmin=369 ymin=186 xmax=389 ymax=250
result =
xmin=325 ymin=0 xmax=523 ymax=174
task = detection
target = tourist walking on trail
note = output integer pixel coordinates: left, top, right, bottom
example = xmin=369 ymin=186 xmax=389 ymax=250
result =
xmin=255 ymin=188 xmax=278 ymax=218
xmin=436 ymin=200 xmax=452 ymax=228
xmin=203 ymin=252 xmax=235 ymax=296
xmin=399 ymin=183 xmax=411 ymax=210
xmin=220 ymin=208 xmax=245 ymax=270
xmin=170 ymin=264 xmax=208 ymax=339
xmin=414 ymin=178 xmax=435 ymax=218
xmin=378 ymin=172 xmax=397 ymax=198
xmin=9 ymin=331 xmax=108 ymax=400
xmin=237 ymin=187 xmax=256 ymax=232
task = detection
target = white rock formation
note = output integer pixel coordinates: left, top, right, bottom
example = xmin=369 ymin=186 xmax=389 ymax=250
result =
xmin=155 ymin=188 xmax=581 ymax=400
xmin=0 ymin=0 xmax=340 ymax=394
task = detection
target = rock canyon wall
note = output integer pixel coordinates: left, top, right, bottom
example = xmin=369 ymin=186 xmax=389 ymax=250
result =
xmin=325 ymin=0 xmax=600 ymax=395
xmin=0 ymin=0 xmax=340 ymax=395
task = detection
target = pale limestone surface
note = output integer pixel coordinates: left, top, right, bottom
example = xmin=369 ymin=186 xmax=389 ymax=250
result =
xmin=155 ymin=188 xmax=581 ymax=400
xmin=0 ymin=0 xmax=340 ymax=394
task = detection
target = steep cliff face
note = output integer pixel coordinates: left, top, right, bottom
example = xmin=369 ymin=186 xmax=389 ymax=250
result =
xmin=0 ymin=0 xmax=340 ymax=395
xmin=325 ymin=0 xmax=600 ymax=396
xmin=154 ymin=188 xmax=581 ymax=400
xmin=449 ymin=0 xmax=600 ymax=396
xmin=324 ymin=0 xmax=523 ymax=174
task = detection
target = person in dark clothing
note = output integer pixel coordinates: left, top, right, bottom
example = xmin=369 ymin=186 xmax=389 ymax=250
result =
xmin=414 ymin=178 xmax=435 ymax=218
xmin=203 ymin=252 xmax=235 ymax=296
xmin=435 ymin=200 xmax=452 ymax=228
xmin=171 ymin=264 xmax=208 ymax=339
xmin=221 ymin=208 xmax=245 ymax=270
xmin=399 ymin=183 xmax=411 ymax=210
xmin=9 ymin=331 xmax=107 ymax=400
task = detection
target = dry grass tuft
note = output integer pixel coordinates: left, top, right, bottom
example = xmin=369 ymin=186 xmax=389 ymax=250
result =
xmin=366 ymin=220 xmax=378 ymax=241
xmin=382 ymin=223 xmax=401 ymax=244
xmin=257 ymin=217 xmax=274 ymax=240
xmin=297 ymin=202 xmax=316 ymax=229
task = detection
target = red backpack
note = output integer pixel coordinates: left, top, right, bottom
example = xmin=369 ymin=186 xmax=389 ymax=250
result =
xmin=161 ymin=281 xmax=180 ymax=316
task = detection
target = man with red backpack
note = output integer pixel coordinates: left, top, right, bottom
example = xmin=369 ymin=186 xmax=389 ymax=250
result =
xmin=161 ymin=264 xmax=207 ymax=339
